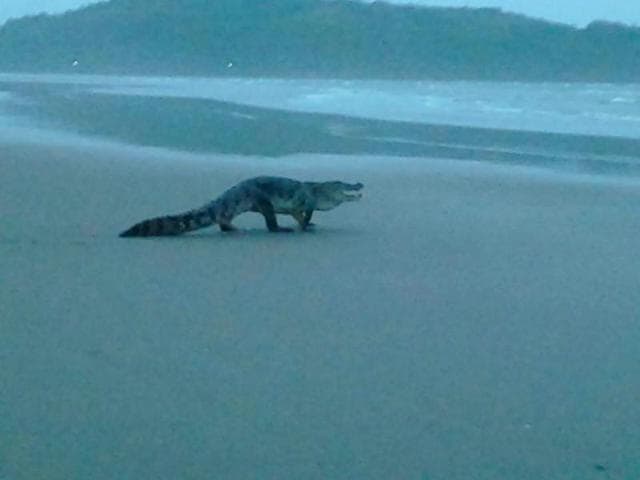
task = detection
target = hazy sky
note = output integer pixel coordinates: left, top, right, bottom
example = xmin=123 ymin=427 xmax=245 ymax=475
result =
xmin=0 ymin=0 xmax=638 ymax=27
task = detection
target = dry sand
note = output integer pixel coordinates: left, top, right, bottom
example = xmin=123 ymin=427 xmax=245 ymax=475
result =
xmin=2 ymin=141 xmax=640 ymax=479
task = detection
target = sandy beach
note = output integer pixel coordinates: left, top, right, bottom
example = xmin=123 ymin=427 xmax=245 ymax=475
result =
xmin=2 ymin=139 xmax=640 ymax=479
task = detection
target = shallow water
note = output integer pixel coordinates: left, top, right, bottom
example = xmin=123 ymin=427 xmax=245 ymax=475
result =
xmin=1 ymin=74 xmax=639 ymax=177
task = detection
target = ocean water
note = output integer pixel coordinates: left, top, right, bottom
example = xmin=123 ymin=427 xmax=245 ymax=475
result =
xmin=95 ymin=77 xmax=640 ymax=139
xmin=1 ymin=73 xmax=639 ymax=175
xmin=2 ymin=74 xmax=639 ymax=137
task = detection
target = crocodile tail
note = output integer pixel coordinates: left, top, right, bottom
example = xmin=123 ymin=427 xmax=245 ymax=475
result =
xmin=119 ymin=205 xmax=217 ymax=237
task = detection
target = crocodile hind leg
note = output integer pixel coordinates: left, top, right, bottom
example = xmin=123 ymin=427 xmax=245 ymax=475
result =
xmin=217 ymin=213 xmax=237 ymax=232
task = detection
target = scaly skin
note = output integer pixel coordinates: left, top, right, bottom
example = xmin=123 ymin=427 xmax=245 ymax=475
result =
xmin=119 ymin=176 xmax=363 ymax=237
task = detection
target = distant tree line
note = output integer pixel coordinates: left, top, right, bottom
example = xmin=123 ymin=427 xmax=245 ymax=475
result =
xmin=0 ymin=0 xmax=638 ymax=81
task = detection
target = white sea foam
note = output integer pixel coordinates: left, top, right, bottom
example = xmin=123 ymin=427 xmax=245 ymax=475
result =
xmin=91 ymin=77 xmax=639 ymax=138
xmin=1 ymin=73 xmax=639 ymax=140
xmin=4 ymin=74 xmax=632 ymax=138
xmin=611 ymin=96 xmax=637 ymax=104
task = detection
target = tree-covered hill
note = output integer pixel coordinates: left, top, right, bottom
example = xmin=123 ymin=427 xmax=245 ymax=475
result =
xmin=0 ymin=0 xmax=638 ymax=81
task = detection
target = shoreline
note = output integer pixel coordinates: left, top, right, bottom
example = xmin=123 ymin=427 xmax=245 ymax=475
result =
xmin=2 ymin=76 xmax=640 ymax=177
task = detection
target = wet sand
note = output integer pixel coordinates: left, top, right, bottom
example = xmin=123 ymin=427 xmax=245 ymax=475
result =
xmin=2 ymin=141 xmax=640 ymax=479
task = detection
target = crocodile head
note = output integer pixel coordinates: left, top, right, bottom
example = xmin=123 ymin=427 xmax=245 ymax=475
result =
xmin=309 ymin=180 xmax=364 ymax=211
